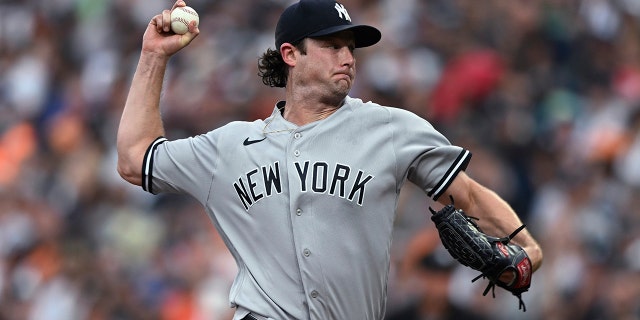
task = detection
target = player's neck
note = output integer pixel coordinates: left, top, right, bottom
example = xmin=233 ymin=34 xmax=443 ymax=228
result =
xmin=283 ymin=90 xmax=344 ymax=126
xmin=283 ymin=107 xmax=338 ymax=125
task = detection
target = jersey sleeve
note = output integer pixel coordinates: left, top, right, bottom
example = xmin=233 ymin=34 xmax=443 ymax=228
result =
xmin=141 ymin=133 xmax=218 ymax=203
xmin=389 ymin=108 xmax=471 ymax=201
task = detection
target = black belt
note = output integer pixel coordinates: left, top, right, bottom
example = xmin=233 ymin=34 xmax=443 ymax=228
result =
xmin=242 ymin=315 xmax=259 ymax=320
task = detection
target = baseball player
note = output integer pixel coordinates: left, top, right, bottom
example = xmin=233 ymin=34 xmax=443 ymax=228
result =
xmin=116 ymin=0 xmax=543 ymax=319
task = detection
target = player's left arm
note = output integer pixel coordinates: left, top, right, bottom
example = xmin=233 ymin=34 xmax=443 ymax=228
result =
xmin=439 ymin=171 xmax=543 ymax=272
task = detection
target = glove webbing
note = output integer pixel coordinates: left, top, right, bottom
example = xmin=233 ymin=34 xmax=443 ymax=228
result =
xmin=471 ymin=224 xmax=528 ymax=312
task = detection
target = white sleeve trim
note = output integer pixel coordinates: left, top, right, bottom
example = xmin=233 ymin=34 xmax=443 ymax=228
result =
xmin=142 ymin=137 xmax=168 ymax=193
xmin=428 ymin=149 xmax=472 ymax=201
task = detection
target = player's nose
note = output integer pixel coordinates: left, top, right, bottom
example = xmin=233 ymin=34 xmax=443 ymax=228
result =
xmin=339 ymin=47 xmax=355 ymax=68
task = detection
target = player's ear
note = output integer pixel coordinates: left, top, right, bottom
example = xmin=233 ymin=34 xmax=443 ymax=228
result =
xmin=280 ymin=42 xmax=298 ymax=67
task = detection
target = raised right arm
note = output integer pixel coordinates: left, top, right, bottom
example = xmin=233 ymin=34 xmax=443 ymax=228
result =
xmin=116 ymin=0 xmax=199 ymax=186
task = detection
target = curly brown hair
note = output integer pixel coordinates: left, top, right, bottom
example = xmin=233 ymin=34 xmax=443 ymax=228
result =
xmin=258 ymin=41 xmax=307 ymax=88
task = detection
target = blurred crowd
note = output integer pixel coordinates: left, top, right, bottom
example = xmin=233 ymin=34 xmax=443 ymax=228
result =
xmin=1 ymin=0 xmax=639 ymax=319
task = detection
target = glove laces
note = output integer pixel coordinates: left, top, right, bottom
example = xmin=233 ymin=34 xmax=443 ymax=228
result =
xmin=472 ymin=274 xmax=527 ymax=312
xmin=471 ymin=224 xmax=528 ymax=312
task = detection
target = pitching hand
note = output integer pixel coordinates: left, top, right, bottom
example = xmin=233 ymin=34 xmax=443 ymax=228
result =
xmin=142 ymin=0 xmax=200 ymax=57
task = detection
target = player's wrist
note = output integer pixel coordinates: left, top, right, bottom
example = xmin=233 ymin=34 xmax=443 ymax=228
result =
xmin=139 ymin=49 xmax=172 ymax=63
xmin=523 ymin=244 xmax=543 ymax=272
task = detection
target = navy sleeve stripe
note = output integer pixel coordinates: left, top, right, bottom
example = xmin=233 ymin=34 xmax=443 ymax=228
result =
xmin=428 ymin=149 xmax=472 ymax=201
xmin=142 ymin=137 xmax=168 ymax=193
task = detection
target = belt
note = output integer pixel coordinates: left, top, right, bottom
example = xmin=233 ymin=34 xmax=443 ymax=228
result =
xmin=242 ymin=314 xmax=260 ymax=320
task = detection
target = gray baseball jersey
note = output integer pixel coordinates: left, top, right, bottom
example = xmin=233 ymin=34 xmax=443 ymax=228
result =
xmin=142 ymin=96 xmax=471 ymax=320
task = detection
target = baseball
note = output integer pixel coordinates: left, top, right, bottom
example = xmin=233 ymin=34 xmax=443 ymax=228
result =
xmin=171 ymin=6 xmax=199 ymax=35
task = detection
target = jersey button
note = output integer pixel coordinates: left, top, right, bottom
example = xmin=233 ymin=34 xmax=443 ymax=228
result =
xmin=310 ymin=290 xmax=319 ymax=298
xmin=294 ymin=133 xmax=301 ymax=139
xmin=303 ymin=249 xmax=311 ymax=257
xmin=294 ymin=150 xmax=301 ymax=157
xmin=296 ymin=208 xmax=302 ymax=216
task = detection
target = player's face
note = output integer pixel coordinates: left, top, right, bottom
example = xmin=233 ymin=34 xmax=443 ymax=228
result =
xmin=292 ymin=31 xmax=356 ymax=102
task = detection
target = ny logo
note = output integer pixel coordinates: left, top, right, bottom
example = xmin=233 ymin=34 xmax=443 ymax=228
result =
xmin=334 ymin=3 xmax=351 ymax=22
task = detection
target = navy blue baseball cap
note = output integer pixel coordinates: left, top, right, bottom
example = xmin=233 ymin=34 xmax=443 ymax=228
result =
xmin=275 ymin=0 xmax=382 ymax=49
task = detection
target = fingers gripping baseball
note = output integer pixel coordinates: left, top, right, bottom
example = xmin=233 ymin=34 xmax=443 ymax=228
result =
xmin=142 ymin=1 xmax=199 ymax=57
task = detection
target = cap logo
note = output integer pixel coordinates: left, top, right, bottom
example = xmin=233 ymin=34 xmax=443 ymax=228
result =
xmin=334 ymin=3 xmax=351 ymax=22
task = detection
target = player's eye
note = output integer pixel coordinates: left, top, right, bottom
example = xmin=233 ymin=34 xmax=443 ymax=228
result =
xmin=321 ymin=42 xmax=340 ymax=50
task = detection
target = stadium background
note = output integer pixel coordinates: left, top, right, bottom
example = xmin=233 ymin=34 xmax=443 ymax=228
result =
xmin=0 ymin=0 xmax=639 ymax=319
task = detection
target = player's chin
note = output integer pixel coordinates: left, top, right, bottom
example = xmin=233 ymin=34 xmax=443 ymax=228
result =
xmin=334 ymin=78 xmax=352 ymax=92
xmin=332 ymin=84 xmax=351 ymax=98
